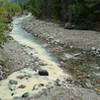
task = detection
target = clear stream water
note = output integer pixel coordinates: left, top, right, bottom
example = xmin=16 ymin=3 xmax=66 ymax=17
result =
xmin=0 ymin=14 xmax=69 ymax=100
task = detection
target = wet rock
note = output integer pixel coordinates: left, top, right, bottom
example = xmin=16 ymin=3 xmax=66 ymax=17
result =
xmin=13 ymin=97 xmax=21 ymax=100
xmin=32 ymin=85 xmax=36 ymax=90
xmin=64 ymin=23 xmax=75 ymax=29
xmin=38 ymin=70 xmax=49 ymax=76
xmin=9 ymin=80 xmax=18 ymax=85
xmin=35 ymin=61 xmax=40 ymax=66
xmin=97 ymin=48 xmax=100 ymax=53
xmin=85 ymin=81 xmax=93 ymax=88
xmin=48 ymin=36 xmax=54 ymax=40
xmin=91 ymin=47 xmax=96 ymax=51
xmin=16 ymin=75 xmax=25 ymax=80
xmin=70 ymin=45 xmax=74 ymax=49
xmin=18 ymin=85 xmax=26 ymax=89
xmin=9 ymin=80 xmax=18 ymax=91
xmin=73 ymin=53 xmax=81 ymax=57
xmin=55 ymin=79 xmax=61 ymax=86
xmin=39 ymin=83 xmax=44 ymax=87
xmin=53 ymin=39 xmax=61 ymax=45
xmin=22 ymin=92 xmax=29 ymax=98
xmin=11 ymin=93 xmax=14 ymax=96
xmin=60 ymin=56 xmax=67 ymax=62
xmin=64 ymin=53 xmax=73 ymax=59
xmin=9 ymin=84 xmax=16 ymax=91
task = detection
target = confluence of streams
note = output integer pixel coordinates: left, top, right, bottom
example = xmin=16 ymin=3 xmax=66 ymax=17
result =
xmin=0 ymin=14 xmax=69 ymax=100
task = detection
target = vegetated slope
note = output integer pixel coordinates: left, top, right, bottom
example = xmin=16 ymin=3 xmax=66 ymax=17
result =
xmin=8 ymin=0 xmax=29 ymax=4
xmin=0 ymin=0 xmax=22 ymax=80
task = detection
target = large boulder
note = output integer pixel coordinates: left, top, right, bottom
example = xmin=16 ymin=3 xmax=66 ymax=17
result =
xmin=64 ymin=23 xmax=75 ymax=29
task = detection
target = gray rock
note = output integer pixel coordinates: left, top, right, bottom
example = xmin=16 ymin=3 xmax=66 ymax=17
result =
xmin=13 ymin=97 xmax=22 ymax=100
xmin=91 ymin=47 xmax=96 ymax=51
xmin=38 ymin=70 xmax=49 ymax=76
xmin=22 ymin=92 xmax=29 ymax=98
xmin=9 ymin=84 xmax=16 ymax=91
xmin=9 ymin=80 xmax=18 ymax=85
xmin=64 ymin=23 xmax=75 ymax=29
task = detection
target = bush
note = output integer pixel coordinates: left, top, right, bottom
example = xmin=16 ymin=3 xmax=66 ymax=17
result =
xmin=26 ymin=0 xmax=100 ymax=29
xmin=0 ymin=1 xmax=22 ymax=47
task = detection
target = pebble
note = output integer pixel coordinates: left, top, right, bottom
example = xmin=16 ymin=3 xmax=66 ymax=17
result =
xmin=18 ymin=85 xmax=26 ymax=89
xmin=38 ymin=70 xmax=49 ymax=76
xmin=91 ymin=47 xmax=96 ymax=51
xmin=9 ymin=80 xmax=18 ymax=85
xmin=22 ymin=92 xmax=29 ymax=98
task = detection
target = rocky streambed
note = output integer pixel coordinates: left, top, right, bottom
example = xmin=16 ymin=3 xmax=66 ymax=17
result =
xmin=0 ymin=13 xmax=99 ymax=100
xmin=22 ymin=14 xmax=100 ymax=96
xmin=0 ymin=14 xmax=69 ymax=100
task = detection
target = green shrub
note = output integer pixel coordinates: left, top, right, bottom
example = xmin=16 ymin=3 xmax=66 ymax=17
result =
xmin=26 ymin=0 xmax=100 ymax=29
xmin=0 ymin=1 xmax=22 ymax=47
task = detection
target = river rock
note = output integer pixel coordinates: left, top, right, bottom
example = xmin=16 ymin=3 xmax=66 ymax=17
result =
xmin=64 ymin=22 xmax=75 ymax=29
xmin=18 ymin=85 xmax=26 ymax=89
xmin=13 ymin=97 xmax=22 ymax=100
xmin=91 ymin=47 xmax=96 ymax=51
xmin=22 ymin=92 xmax=29 ymax=98
xmin=9 ymin=84 xmax=16 ymax=91
xmin=38 ymin=70 xmax=49 ymax=76
xmin=9 ymin=80 xmax=18 ymax=85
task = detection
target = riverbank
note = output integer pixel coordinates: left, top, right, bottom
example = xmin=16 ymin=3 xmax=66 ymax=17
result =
xmin=22 ymin=15 xmax=100 ymax=94
xmin=1 ymin=33 xmax=99 ymax=100
xmin=0 ymin=14 xmax=69 ymax=100
xmin=0 ymin=14 xmax=99 ymax=100
xmin=22 ymin=16 xmax=100 ymax=49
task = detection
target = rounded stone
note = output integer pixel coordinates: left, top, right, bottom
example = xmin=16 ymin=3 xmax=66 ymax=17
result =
xmin=38 ymin=70 xmax=49 ymax=76
xmin=9 ymin=80 xmax=18 ymax=85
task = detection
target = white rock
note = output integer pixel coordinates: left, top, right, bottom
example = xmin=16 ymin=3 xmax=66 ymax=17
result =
xmin=91 ymin=47 xmax=96 ymax=51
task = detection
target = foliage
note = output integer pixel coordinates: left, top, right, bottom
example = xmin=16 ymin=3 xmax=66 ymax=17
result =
xmin=26 ymin=0 xmax=100 ymax=29
xmin=0 ymin=0 xmax=22 ymax=47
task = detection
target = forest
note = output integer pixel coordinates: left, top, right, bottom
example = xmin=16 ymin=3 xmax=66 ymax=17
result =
xmin=26 ymin=0 xmax=100 ymax=30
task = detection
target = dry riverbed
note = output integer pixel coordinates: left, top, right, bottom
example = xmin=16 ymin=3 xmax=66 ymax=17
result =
xmin=22 ymin=15 xmax=100 ymax=95
xmin=0 ymin=14 xmax=99 ymax=100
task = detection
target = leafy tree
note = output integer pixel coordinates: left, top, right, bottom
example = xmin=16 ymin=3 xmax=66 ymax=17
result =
xmin=26 ymin=0 xmax=100 ymax=29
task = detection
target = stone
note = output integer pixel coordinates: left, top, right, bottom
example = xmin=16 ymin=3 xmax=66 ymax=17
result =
xmin=70 ymin=45 xmax=73 ymax=49
xmin=13 ymin=97 xmax=21 ymax=100
xmin=16 ymin=75 xmax=25 ymax=80
xmin=73 ymin=53 xmax=81 ymax=57
xmin=39 ymin=83 xmax=44 ymax=87
xmin=85 ymin=80 xmax=93 ymax=88
xmin=22 ymin=92 xmax=29 ymax=98
xmin=55 ymin=79 xmax=61 ymax=86
xmin=9 ymin=80 xmax=18 ymax=85
xmin=64 ymin=23 xmax=75 ymax=29
xmin=38 ymin=70 xmax=49 ymax=76
xmin=91 ymin=47 xmax=96 ymax=51
xmin=9 ymin=85 xmax=16 ymax=91
xmin=18 ymin=85 xmax=26 ymax=89
xmin=11 ymin=93 xmax=14 ymax=96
